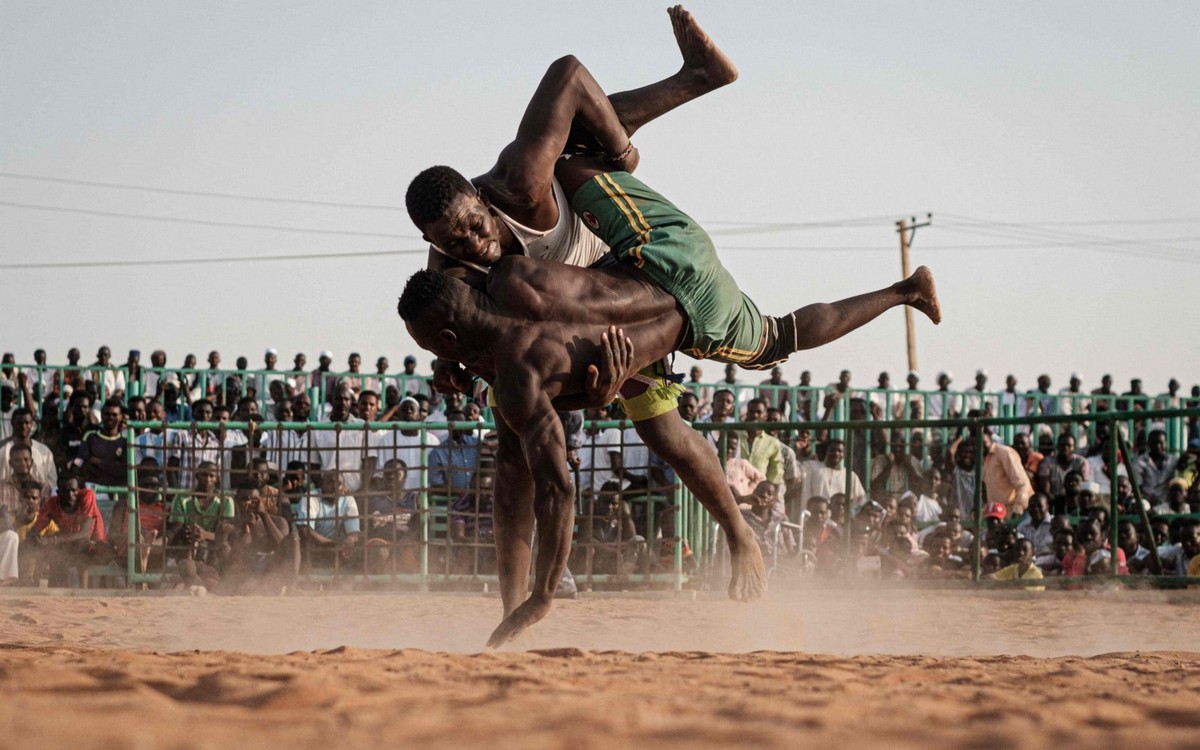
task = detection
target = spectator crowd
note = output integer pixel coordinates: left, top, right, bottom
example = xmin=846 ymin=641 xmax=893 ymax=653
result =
xmin=0 ymin=347 xmax=1198 ymax=591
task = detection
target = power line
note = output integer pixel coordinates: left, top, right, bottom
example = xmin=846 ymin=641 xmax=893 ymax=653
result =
xmin=0 ymin=248 xmax=428 ymax=270
xmin=0 ymin=200 xmax=419 ymax=240
xmin=0 ymin=171 xmax=401 ymax=211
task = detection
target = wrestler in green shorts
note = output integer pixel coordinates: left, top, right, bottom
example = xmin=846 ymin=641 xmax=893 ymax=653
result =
xmin=572 ymin=171 xmax=793 ymax=368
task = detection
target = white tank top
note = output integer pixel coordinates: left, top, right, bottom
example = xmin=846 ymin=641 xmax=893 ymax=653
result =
xmin=433 ymin=177 xmax=609 ymax=272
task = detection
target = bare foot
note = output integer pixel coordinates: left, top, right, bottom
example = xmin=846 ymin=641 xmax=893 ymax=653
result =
xmin=906 ymin=265 xmax=942 ymax=324
xmin=727 ymin=531 xmax=768 ymax=602
xmin=670 ymin=5 xmax=738 ymax=90
xmin=486 ymin=596 xmax=552 ymax=648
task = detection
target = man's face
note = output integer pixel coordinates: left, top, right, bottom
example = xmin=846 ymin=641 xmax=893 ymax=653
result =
xmin=1037 ymin=375 xmax=1050 ymax=391
xmin=1029 ymin=496 xmax=1048 ymax=524
xmin=1117 ymin=475 xmax=1132 ymax=497
xmin=751 ymin=482 xmax=776 ymax=508
xmin=399 ymin=400 xmax=419 ymax=422
xmin=1006 ymin=375 xmax=1017 ymax=390
xmin=746 ymin=402 xmax=767 ymax=423
xmin=193 ymin=402 xmax=214 ymax=422
xmin=1064 ymin=473 xmax=1081 ymax=495
xmin=58 ymin=478 xmax=82 ymax=511
xmin=265 ymin=352 xmax=277 ymax=369
xmin=11 ymin=413 xmax=34 ymax=441
xmin=129 ymin=401 xmax=147 ymax=422
xmin=811 ymin=502 xmax=830 ymax=525
xmin=9 ymin=449 xmax=32 ymax=478
xmin=293 ymin=396 xmax=311 ymax=420
xmin=907 ymin=374 xmax=919 ymax=389
xmin=838 ymin=370 xmax=850 ymax=388
xmin=975 ymin=374 xmax=987 ymax=390
xmin=1056 ymin=435 xmax=1075 ymax=460
xmin=101 ymin=405 xmax=122 ymax=433
xmin=377 ymin=357 xmax=389 ymax=374
xmin=1151 ymin=522 xmax=1170 ymax=547
xmin=21 ymin=487 xmax=42 ymax=516
xmin=253 ymin=461 xmax=271 ymax=486
xmin=151 ymin=351 xmax=165 ymax=367
xmin=208 ymin=351 xmax=220 ymax=368
xmin=359 ymin=393 xmax=380 ymax=421
xmin=332 ymin=388 xmax=354 ymax=420
xmin=725 ymin=435 xmax=740 ymax=461
xmin=712 ymin=392 xmax=735 ymax=420
xmin=295 ymin=354 xmax=306 ymax=369
xmin=795 ymin=429 xmax=811 ymax=453
xmin=275 ymin=401 xmax=293 ymax=421
xmin=34 ymin=349 xmax=46 ymax=365
xmin=678 ymin=395 xmax=698 ymax=422
xmin=824 ymin=442 xmax=844 ymax=468
xmin=446 ymin=408 xmax=468 ymax=438
xmin=724 ymin=364 xmax=737 ymax=382
xmin=1013 ymin=432 xmax=1030 ymax=456
xmin=184 ymin=354 xmax=197 ymax=368
xmin=937 ymin=374 xmax=950 ymax=389
xmin=68 ymin=348 xmax=80 ymax=364
xmin=237 ymin=488 xmax=261 ymax=515
xmin=689 ymin=366 xmax=702 ymax=383
xmin=97 ymin=347 xmax=111 ymax=364
xmin=384 ymin=463 xmax=408 ymax=492
xmin=799 ymin=371 xmax=811 ymax=386
xmin=1149 ymin=432 xmax=1167 ymax=459
xmin=348 ymin=354 xmax=361 ymax=371
xmin=148 ymin=401 xmax=165 ymax=423
xmin=770 ymin=367 xmax=783 ymax=384
xmin=878 ymin=373 xmax=890 ymax=389
xmin=1181 ymin=527 xmax=1200 ymax=558
xmin=1118 ymin=522 xmax=1138 ymax=550
xmin=194 ymin=467 xmax=216 ymax=494
xmin=422 ymin=191 xmax=503 ymax=266
xmin=404 ymin=359 xmax=416 ymax=375
xmin=464 ymin=402 xmax=482 ymax=421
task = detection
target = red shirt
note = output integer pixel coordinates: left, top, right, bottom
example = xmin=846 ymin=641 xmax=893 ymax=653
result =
xmin=35 ymin=488 xmax=107 ymax=543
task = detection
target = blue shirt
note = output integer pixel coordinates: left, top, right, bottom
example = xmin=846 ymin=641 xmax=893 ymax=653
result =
xmin=430 ymin=435 xmax=480 ymax=491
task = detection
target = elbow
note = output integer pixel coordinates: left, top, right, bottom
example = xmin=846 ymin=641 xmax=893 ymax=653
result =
xmin=547 ymin=54 xmax=583 ymax=81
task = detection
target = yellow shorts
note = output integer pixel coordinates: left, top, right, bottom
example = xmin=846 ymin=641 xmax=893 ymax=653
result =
xmin=486 ymin=360 xmax=684 ymax=422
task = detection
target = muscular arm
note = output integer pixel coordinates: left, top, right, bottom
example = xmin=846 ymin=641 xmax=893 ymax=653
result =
xmin=489 ymin=55 xmax=631 ymax=208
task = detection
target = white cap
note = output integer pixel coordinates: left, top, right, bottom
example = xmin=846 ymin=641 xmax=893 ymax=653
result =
xmin=908 ymin=370 xmax=920 ymax=378
xmin=1070 ymin=372 xmax=1082 ymax=381
xmin=320 ymin=350 xmax=333 ymax=359
xmin=938 ymin=371 xmax=953 ymax=380
xmin=976 ymin=368 xmax=988 ymax=377
xmin=265 ymin=347 xmax=278 ymax=356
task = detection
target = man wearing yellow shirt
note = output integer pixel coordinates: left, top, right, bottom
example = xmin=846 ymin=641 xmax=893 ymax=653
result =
xmin=991 ymin=539 xmax=1044 ymax=591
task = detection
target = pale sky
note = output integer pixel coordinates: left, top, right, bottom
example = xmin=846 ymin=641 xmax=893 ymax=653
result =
xmin=2 ymin=1 xmax=1197 ymax=394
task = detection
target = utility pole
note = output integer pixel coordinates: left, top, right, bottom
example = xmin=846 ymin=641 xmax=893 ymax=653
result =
xmin=896 ymin=213 xmax=932 ymax=373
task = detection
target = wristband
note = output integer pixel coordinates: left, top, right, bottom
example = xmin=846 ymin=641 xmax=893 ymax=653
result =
xmin=606 ymin=141 xmax=635 ymax=164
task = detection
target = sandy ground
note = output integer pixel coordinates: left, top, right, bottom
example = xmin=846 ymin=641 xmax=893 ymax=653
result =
xmin=3 ymin=589 xmax=1200 ymax=749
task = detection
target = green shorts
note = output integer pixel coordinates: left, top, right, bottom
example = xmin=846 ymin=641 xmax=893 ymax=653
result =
xmin=572 ymin=171 xmax=766 ymax=364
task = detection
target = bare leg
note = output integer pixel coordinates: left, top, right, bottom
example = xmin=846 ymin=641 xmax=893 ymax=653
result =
xmin=567 ymin=5 xmax=738 ymax=152
xmin=789 ymin=266 xmax=941 ymax=351
xmin=491 ymin=414 xmax=536 ymax=618
xmin=634 ymin=411 xmax=767 ymax=601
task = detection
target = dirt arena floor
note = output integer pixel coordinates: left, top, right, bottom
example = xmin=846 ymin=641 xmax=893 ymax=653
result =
xmin=3 ymin=587 xmax=1200 ymax=749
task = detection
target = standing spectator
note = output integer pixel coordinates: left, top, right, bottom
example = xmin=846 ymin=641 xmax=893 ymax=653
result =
xmin=871 ymin=430 xmax=923 ymax=496
xmin=742 ymin=399 xmax=784 ymax=499
xmin=926 ymin=372 xmax=958 ymax=420
xmin=949 ymin=438 xmax=978 ymax=519
xmin=720 ymin=362 xmax=748 ymax=411
xmin=1030 ymin=374 xmax=1056 ymax=416
xmin=757 ymin=367 xmax=789 ymax=414
xmin=311 ymin=350 xmax=337 ymax=400
xmin=723 ymin=433 xmax=766 ymax=501
xmin=169 ymin=399 xmax=222 ymax=490
xmin=980 ymin=429 xmax=1034 ymax=516
xmin=866 ymin=371 xmax=893 ymax=419
xmin=24 ymin=349 xmax=52 ymax=405
xmin=88 ymin=346 xmax=126 ymax=400
xmin=1059 ymin=372 xmax=1090 ymax=415
xmin=797 ymin=438 xmax=866 ymax=510
xmin=369 ymin=397 xmax=440 ymax=493
xmin=123 ymin=350 xmax=143 ymax=396
xmin=313 ymin=385 xmax=366 ymax=493
xmin=142 ymin=350 xmax=168 ymax=399
xmin=203 ymin=350 xmax=223 ymax=402
xmin=257 ymin=348 xmax=285 ymax=405
xmin=77 ymin=398 xmax=128 ymax=489
xmin=133 ymin=400 xmax=170 ymax=469
xmin=700 ymin=388 xmax=738 ymax=453
xmin=1011 ymin=431 xmax=1043 ymax=483
xmin=366 ymin=356 xmax=390 ymax=395
xmin=289 ymin=353 xmax=308 ymax=395
xmin=999 ymin=374 xmax=1027 ymax=418
xmin=1118 ymin=378 xmax=1148 ymax=413
xmin=0 ymin=407 xmax=57 ymax=490
xmin=897 ymin=371 xmax=923 ymax=419
xmin=60 ymin=347 xmax=86 ymax=396
xmin=1016 ymin=493 xmax=1054 ymax=556
xmin=1036 ymin=433 xmax=1090 ymax=497
xmin=1135 ymin=429 xmax=1178 ymax=504
xmin=1154 ymin=378 xmax=1183 ymax=410
xmin=344 ymin=352 xmax=366 ymax=396
xmin=796 ymin=369 xmax=817 ymax=421
xmin=686 ymin=366 xmax=713 ymax=420
xmin=964 ymin=369 xmax=993 ymax=416
xmin=358 ymin=390 xmax=381 ymax=423
xmin=59 ymin=391 xmax=95 ymax=464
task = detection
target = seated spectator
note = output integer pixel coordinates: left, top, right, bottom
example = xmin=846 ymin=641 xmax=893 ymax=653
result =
xmin=880 ymin=521 xmax=923 ymax=578
xmin=1077 ymin=481 xmax=1102 ymax=512
xmin=1016 ymin=493 xmax=1054 ymax=556
xmin=109 ymin=469 xmax=169 ymax=571
xmin=1037 ymin=528 xmax=1075 ymax=575
xmin=26 ymin=473 xmax=109 ymax=586
xmin=1153 ymin=478 xmax=1191 ymax=515
xmin=1135 ymin=429 xmax=1177 ymax=504
xmin=313 ymin=385 xmax=367 ymax=494
xmin=982 ymin=502 xmax=1008 ymax=549
xmin=580 ymin=481 xmax=646 ymax=575
xmin=917 ymin=505 xmax=975 ymax=553
xmin=801 ymin=496 xmax=840 ymax=552
xmin=1051 ymin=469 xmax=1085 ymax=516
xmin=990 ymin=538 xmax=1044 ymax=588
xmin=948 ymin=438 xmax=978 ymax=519
xmin=1073 ymin=519 xmax=1128 ymax=575
xmin=1156 ymin=517 xmax=1199 ymax=576
xmin=871 ymin=431 xmax=923 ymax=496
xmin=167 ymin=460 xmax=234 ymax=592
xmin=77 ymin=397 xmax=128 ymax=488
xmin=10 ymin=479 xmax=57 ymax=583
xmin=296 ymin=469 xmax=361 ymax=569
xmin=1117 ymin=520 xmax=1153 ymax=574
xmin=919 ymin=531 xmax=968 ymax=579
xmin=222 ymin=481 xmax=295 ymax=593
xmin=1037 ymin=433 xmax=1090 ymax=497
xmin=0 ymin=407 xmax=58 ymax=490
xmin=364 ymin=459 xmax=418 ymax=572
xmin=450 ymin=471 xmax=496 ymax=574
xmin=739 ymin=481 xmax=786 ymax=558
